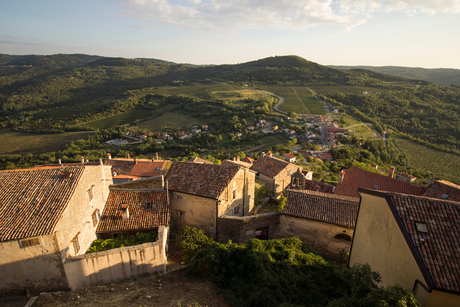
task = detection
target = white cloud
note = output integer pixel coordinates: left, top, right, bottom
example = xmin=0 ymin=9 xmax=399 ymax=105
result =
xmin=114 ymin=0 xmax=460 ymax=32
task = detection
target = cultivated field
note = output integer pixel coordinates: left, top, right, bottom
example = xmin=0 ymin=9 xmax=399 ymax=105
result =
xmin=0 ymin=129 xmax=94 ymax=154
xmin=393 ymin=138 xmax=460 ymax=179
xmin=133 ymin=112 xmax=209 ymax=132
xmin=259 ymin=86 xmax=326 ymax=115
xmin=83 ymin=108 xmax=154 ymax=130
xmin=309 ymin=85 xmax=386 ymax=94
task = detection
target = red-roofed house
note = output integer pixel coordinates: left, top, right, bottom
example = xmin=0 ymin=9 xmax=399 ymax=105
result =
xmin=165 ymin=162 xmax=255 ymax=239
xmin=423 ymin=180 xmax=460 ymax=201
xmin=349 ymin=189 xmax=460 ymax=307
xmin=250 ymin=154 xmax=307 ymax=197
xmin=327 ymin=128 xmax=349 ymax=135
xmin=283 ymin=153 xmax=296 ymax=163
xmin=279 ymin=189 xmax=359 ymax=259
xmin=241 ymin=157 xmax=254 ymax=164
xmin=395 ymin=172 xmax=417 ymax=183
xmin=96 ymin=181 xmax=169 ymax=239
xmin=334 ymin=166 xmax=425 ymax=198
xmin=104 ymin=156 xmax=167 ymax=184
xmin=0 ymin=164 xmax=112 ymax=295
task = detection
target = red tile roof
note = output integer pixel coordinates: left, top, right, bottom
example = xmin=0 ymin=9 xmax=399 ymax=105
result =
xmin=222 ymin=159 xmax=252 ymax=168
xmin=241 ymin=157 xmax=254 ymax=164
xmin=165 ymin=162 xmax=240 ymax=199
xmin=327 ymin=128 xmax=348 ymax=133
xmin=105 ymin=159 xmax=166 ymax=177
xmin=423 ymin=180 xmax=460 ymax=202
xmin=186 ymin=157 xmax=214 ymax=164
xmin=291 ymin=179 xmax=335 ymax=194
xmin=283 ymin=189 xmax=359 ymax=228
xmin=319 ymin=153 xmax=333 ymax=160
xmin=250 ymin=156 xmax=293 ymax=178
xmin=97 ymin=189 xmax=169 ymax=233
xmin=284 ymin=153 xmax=295 ymax=159
xmin=381 ymin=191 xmax=460 ymax=293
xmin=0 ymin=166 xmax=85 ymax=241
xmin=335 ymin=166 xmax=425 ymax=198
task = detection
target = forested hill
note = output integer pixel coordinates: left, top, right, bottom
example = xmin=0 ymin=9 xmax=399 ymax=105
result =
xmin=329 ymin=65 xmax=460 ymax=87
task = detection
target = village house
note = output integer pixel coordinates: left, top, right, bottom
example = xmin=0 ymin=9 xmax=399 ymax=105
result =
xmin=334 ymin=166 xmax=425 ymax=198
xmin=186 ymin=157 xmax=214 ymax=164
xmin=349 ymin=189 xmax=460 ymax=307
xmin=221 ymin=156 xmax=253 ymax=169
xmin=283 ymin=152 xmax=296 ymax=163
xmin=0 ymin=164 xmax=112 ymax=295
xmin=104 ymin=153 xmax=167 ymax=184
xmin=165 ymin=162 xmax=255 ymax=239
xmin=423 ymin=180 xmax=460 ymax=201
xmin=279 ymin=189 xmax=359 ymax=259
xmin=250 ymin=153 xmax=310 ymax=197
xmin=96 ymin=176 xmax=169 ymax=239
xmin=395 ymin=172 xmax=417 ymax=183
xmin=241 ymin=157 xmax=254 ymax=164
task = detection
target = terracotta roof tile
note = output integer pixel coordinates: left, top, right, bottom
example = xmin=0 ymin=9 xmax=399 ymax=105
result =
xmin=423 ymin=180 xmax=460 ymax=202
xmin=291 ymin=179 xmax=335 ymax=194
xmin=104 ymin=159 xmax=166 ymax=177
xmin=250 ymin=156 xmax=293 ymax=178
xmin=388 ymin=193 xmax=460 ymax=293
xmin=97 ymin=189 xmax=169 ymax=233
xmin=0 ymin=166 xmax=85 ymax=241
xmin=283 ymin=189 xmax=359 ymax=228
xmin=165 ymin=162 xmax=240 ymax=199
xmin=186 ymin=157 xmax=214 ymax=164
xmin=241 ymin=157 xmax=254 ymax=164
xmin=222 ymin=159 xmax=252 ymax=168
xmin=335 ymin=166 xmax=425 ymax=198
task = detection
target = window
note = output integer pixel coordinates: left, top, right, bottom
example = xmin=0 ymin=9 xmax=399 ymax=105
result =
xmin=21 ymin=238 xmax=40 ymax=248
xmin=233 ymin=206 xmax=240 ymax=215
xmin=92 ymin=209 xmax=100 ymax=227
xmin=334 ymin=234 xmax=352 ymax=241
xmin=373 ymin=185 xmax=379 ymax=190
xmin=71 ymin=234 xmax=80 ymax=255
xmin=145 ymin=202 xmax=153 ymax=209
xmin=415 ymin=222 xmax=429 ymax=233
xmin=177 ymin=211 xmax=185 ymax=223
xmin=441 ymin=194 xmax=449 ymax=199
xmin=112 ymin=233 xmax=122 ymax=238
xmin=174 ymin=194 xmax=182 ymax=200
xmin=232 ymin=189 xmax=237 ymax=200
xmin=87 ymin=185 xmax=94 ymax=202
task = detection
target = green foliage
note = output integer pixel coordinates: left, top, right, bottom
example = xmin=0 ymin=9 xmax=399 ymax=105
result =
xmin=175 ymin=226 xmax=214 ymax=264
xmin=277 ymin=192 xmax=287 ymax=212
xmin=86 ymin=231 xmax=158 ymax=254
xmin=254 ymin=179 xmax=272 ymax=206
xmin=188 ymin=238 xmax=418 ymax=307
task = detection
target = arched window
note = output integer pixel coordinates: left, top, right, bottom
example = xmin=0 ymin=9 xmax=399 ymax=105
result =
xmin=334 ymin=233 xmax=352 ymax=241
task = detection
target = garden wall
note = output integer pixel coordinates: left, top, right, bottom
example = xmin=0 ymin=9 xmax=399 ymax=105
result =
xmin=63 ymin=226 xmax=168 ymax=290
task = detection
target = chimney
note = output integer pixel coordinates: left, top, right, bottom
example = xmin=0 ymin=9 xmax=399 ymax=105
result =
xmin=58 ymin=159 xmax=62 ymax=165
xmin=99 ymin=158 xmax=103 ymax=165
xmin=121 ymin=204 xmax=130 ymax=221
xmin=262 ymin=152 xmax=266 ymax=157
xmin=80 ymin=157 xmax=84 ymax=164
xmin=134 ymin=159 xmax=138 ymax=164
xmin=155 ymin=152 xmax=159 ymax=160
xmin=389 ymin=166 xmax=395 ymax=178
xmin=237 ymin=156 xmax=240 ymax=161
xmin=338 ymin=170 xmax=345 ymax=185
xmin=107 ymin=153 xmax=112 ymax=160
xmin=127 ymin=154 xmax=130 ymax=159
xmin=268 ymin=151 xmax=273 ymax=157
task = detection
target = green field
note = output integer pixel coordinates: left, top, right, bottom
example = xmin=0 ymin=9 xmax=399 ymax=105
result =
xmin=0 ymin=129 xmax=94 ymax=154
xmin=309 ymin=85 xmax=386 ymax=95
xmin=259 ymin=86 xmax=326 ymax=115
xmin=393 ymin=138 xmax=460 ymax=179
xmin=82 ymin=108 xmax=154 ymax=129
xmin=133 ymin=112 xmax=210 ymax=132
xmin=350 ymin=124 xmax=379 ymax=139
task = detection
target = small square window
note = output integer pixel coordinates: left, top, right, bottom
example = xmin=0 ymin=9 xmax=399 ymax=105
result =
xmin=87 ymin=185 xmax=94 ymax=202
xmin=232 ymin=189 xmax=237 ymax=200
xmin=233 ymin=206 xmax=240 ymax=215
xmin=174 ymin=194 xmax=183 ymax=200
xmin=71 ymin=234 xmax=80 ymax=255
xmin=177 ymin=211 xmax=185 ymax=223
xmin=373 ymin=185 xmax=379 ymax=190
xmin=415 ymin=222 xmax=429 ymax=234
xmin=145 ymin=202 xmax=153 ymax=209
xmin=440 ymin=194 xmax=449 ymax=199
xmin=92 ymin=209 xmax=100 ymax=227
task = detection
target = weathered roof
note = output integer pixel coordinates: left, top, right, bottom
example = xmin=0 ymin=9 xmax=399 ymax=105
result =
xmin=104 ymin=159 xmax=166 ymax=177
xmin=241 ymin=157 xmax=254 ymax=164
xmin=423 ymin=180 xmax=460 ymax=202
xmin=295 ymin=179 xmax=335 ymax=194
xmin=335 ymin=166 xmax=425 ymax=198
xmin=283 ymin=189 xmax=359 ymax=228
xmin=165 ymin=162 xmax=240 ymax=199
xmin=222 ymin=159 xmax=252 ymax=168
xmin=250 ymin=156 xmax=294 ymax=178
xmin=284 ymin=153 xmax=295 ymax=159
xmin=0 ymin=166 xmax=85 ymax=241
xmin=97 ymin=189 xmax=169 ymax=233
xmin=360 ymin=189 xmax=460 ymax=294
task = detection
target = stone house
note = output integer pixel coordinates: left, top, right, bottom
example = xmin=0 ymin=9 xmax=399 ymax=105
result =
xmin=395 ymin=172 xmax=417 ymax=183
xmin=349 ymin=189 xmax=460 ymax=307
xmin=278 ymin=189 xmax=359 ymax=259
xmin=250 ymin=153 xmax=310 ymax=197
xmin=283 ymin=153 xmax=296 ymax=163
xmin=96 ymin=176 xmax=169 ymax=239
xmin=104 ymin=154 xmax=167 ymax=184
xmin=165 ymin=162 xmax=255 ymax=239
xmin=0 ymin=164 xmax=112 ymax=295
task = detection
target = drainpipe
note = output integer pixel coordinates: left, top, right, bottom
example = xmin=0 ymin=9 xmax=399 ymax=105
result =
xmin=216 ymin=199 xmax=220 ymax=241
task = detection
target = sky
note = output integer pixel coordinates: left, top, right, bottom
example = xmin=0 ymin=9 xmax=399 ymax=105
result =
xmin=1 ymin=0 xmax=460 ymax=69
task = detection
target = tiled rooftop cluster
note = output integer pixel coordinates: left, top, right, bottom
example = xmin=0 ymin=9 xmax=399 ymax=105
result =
xmin=423 ymin=180 xmax=460 ymax=202
xmin=104 ymin=159 xmax=166 ymax=177
xmin=186 ymin=157 xmax=214 ymax=164
xmin=165 ymin=162 xmax=240 ymax=199
xmin=283 ymin=189 xmax=359 ymax=228
xmin=389 ymin=193 xmax=460 ymax=293
xmin=97 ymin=190 xmax=169 ymax=233
xmin=221 ymin=159 xmax=252 ymax=168
xmin=0 ymin=166 xmax=85 ymax=241
xmin=335 ymin=166 xmax=425 ymax=198
xmin=250 ymin=156 xmax=291 ymax=177
xmin=299 ymin=179 xmax=335 ymax=194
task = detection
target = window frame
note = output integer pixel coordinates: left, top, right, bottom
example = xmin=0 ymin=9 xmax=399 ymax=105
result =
xmin=92 ymin=209 xmax=100 ymax=227
xmin=233 ymin=206 xmax=240 ymax=216
xmin=71 ymin=233 xmax=80 ymax=255
xmin=21 ymin=237 xmax=40 ymax=248
xmin=87 ymin=185 xmax=94 ymax=202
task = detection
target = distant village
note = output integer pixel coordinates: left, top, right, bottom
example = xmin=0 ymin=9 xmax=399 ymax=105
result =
xmin=1 ymin=148 xmax=459 ymax=307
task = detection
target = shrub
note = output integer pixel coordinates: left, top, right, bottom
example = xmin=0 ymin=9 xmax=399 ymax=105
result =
xmin=86 ymin=231 xmax=158 ymax=254
xmin=175 ymin=226 xmax=213 ymax=264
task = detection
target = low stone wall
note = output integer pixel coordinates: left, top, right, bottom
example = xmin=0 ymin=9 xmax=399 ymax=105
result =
xmin=63 ymin=226 xmax=168 ymax=290
xmin=218 ymin=212 xmax=280 ymax=244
